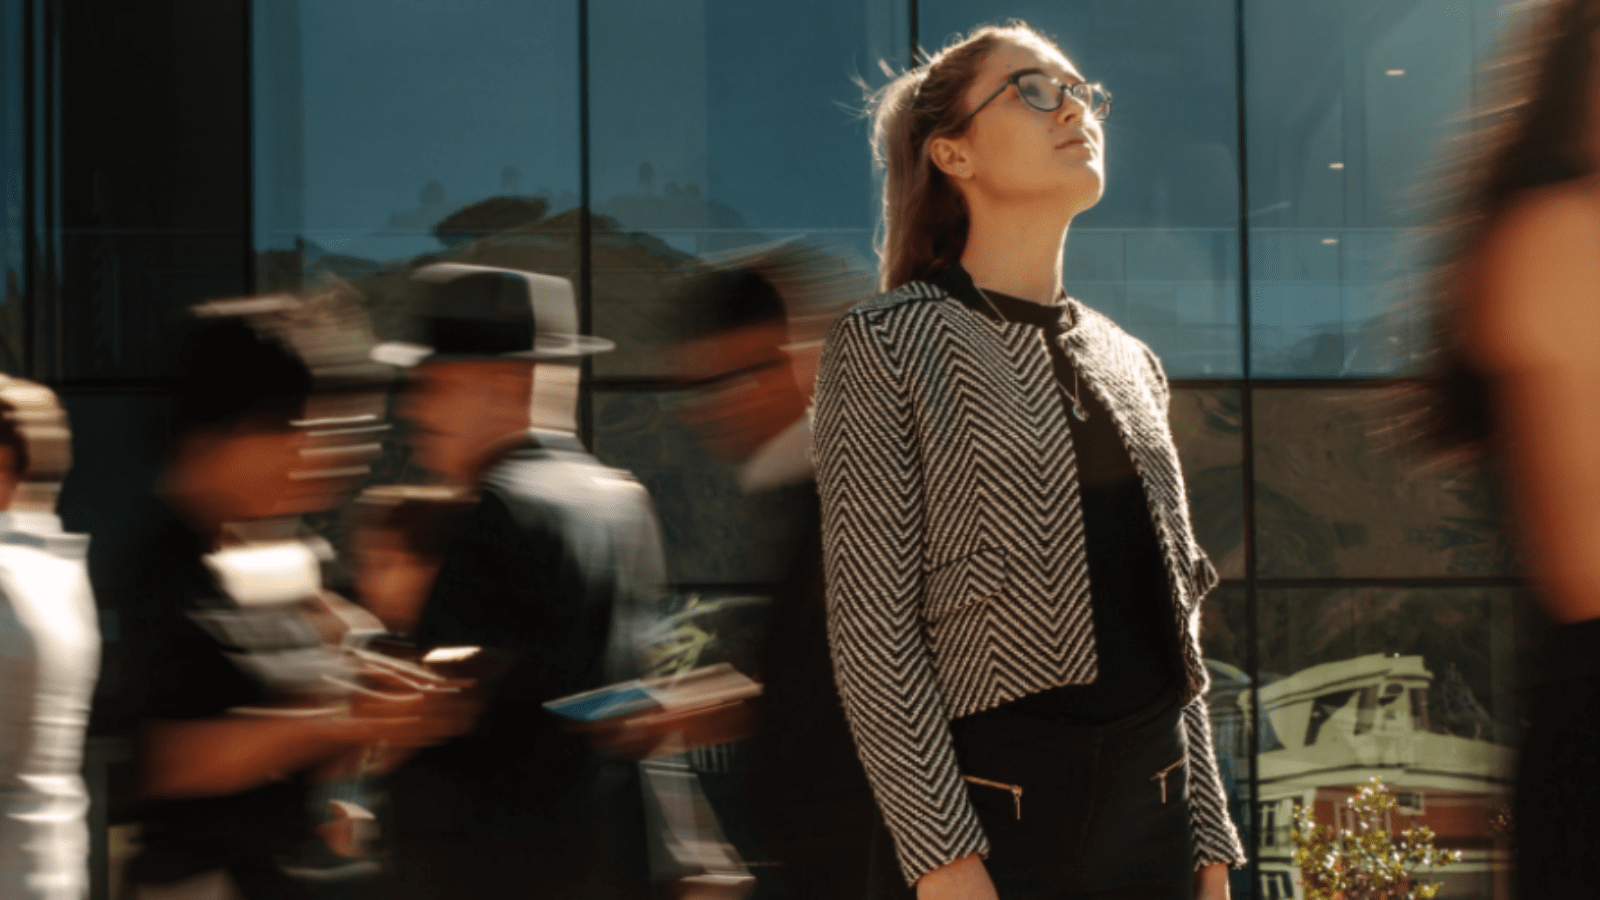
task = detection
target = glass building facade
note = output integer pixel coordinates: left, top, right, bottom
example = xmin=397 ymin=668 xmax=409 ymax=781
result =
xmin=2 ymin=2 xmax=1540 ymax=898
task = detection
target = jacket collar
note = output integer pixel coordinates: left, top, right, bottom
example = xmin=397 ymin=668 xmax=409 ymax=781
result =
xmin=923 ymin=265 xmax=1079 ymax=333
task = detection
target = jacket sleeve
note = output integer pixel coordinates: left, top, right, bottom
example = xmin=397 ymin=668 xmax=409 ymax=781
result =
xmin=1184 ymin=698 xmax=1249 ymax=868
xmin=1141 ymin=344 xmax=1249 ymax=869
xmin=814 ymin=310 xmax=990 ymax=886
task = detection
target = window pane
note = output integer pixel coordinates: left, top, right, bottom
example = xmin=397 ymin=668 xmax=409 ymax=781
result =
xmin=1245 ymin=0 xmax=1522 ymax=377
xmin=252 ymin=0 xmax=581 ymax=303
xmin=919 ymin=0 xmax=1242 ymax=376
xmin=52 ymin=3 xmax=250 ymax=379
xmin=1254 ymin=586 xmax=1532 ymax=899
xmin=1173 ymin=388 xmax=1245 ymax=579
xmin=1 ymin=0 xmax=22 ymax=372
xmin=1253 ymin=388 xmax=1513 ymax=578
xmin=588 ymin=0 xmax=906 ymax=378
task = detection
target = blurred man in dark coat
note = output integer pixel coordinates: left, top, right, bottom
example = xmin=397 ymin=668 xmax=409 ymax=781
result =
xmin=376 ymin=264 xmax=663 ymax=899
xmin=674 ymin=244 xmax=877 ymax=900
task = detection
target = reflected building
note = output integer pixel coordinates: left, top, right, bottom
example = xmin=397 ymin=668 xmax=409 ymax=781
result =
xmin=1248 ymin=654 xmax=1513 ymax=900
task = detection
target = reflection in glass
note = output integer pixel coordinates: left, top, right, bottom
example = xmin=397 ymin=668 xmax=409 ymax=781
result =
xmin=1251 ymin=587 xmax=1530 ymax=900
xmin=1244 ymin=0 xmax=1520 ymax=377
xmin=1172 ymin=388 xmax=1244 ymax=579
xmin=1253 ymin=388 xmax=1513 ymax=578
xmin=1 ymin=0 xmax=22 ymax=372
xmin=921 ymin=0 xmax=1242 ymax=376
xmin=252 ymin=0 xmax=581 ymax=293
xmin=588 ymin=0 xmax=905 ymax=378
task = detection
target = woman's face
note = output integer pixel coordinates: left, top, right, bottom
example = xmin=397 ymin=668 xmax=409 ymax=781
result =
xmin=938 ymin=40 xmax=1106 ymax=216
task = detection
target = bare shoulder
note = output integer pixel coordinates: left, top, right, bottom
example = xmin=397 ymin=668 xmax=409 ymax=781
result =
xmin=1472 ymin=179 xmax=1600 ymax=371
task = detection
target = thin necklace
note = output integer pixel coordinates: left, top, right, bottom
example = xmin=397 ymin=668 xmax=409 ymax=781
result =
xmin=975 ymin=287 xmax=1090 ymax=422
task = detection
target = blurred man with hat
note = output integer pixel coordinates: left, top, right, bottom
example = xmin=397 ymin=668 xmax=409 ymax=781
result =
xmin=376 ymin=264 xmax=664 ymax=899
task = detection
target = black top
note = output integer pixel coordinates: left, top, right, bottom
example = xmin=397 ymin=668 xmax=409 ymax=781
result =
xmin=119 ymin=500 xmax=314 ymax=900
xmin=933 ymin=266 xmax=1180 ymax=725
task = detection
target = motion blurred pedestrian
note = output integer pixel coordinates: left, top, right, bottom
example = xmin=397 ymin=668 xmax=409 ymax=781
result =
xmin=119 ymin=295 xmax=474 ymax=900
xmin=1413 ymin=0 xmax=1600 ymax=894
xmin=0 ymin=377 xmax=99 ymax=900
xmin=674 ymin=242 xmax=877 ymax=899
xmin=375 ymin=263 xmax=664 ymax=900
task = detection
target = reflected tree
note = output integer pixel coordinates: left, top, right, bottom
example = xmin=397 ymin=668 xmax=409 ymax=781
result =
xmin=1292 ymin=776 xmax=1459 ymax=900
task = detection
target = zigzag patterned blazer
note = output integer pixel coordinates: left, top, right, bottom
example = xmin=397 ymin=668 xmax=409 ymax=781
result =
xmin=814 ymin=280 xmax=1247 ymax=885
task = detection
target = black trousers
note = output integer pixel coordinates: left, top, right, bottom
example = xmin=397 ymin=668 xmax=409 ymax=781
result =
xmin=1515 ymin=617 xmax=1600 ymax=898
xmin=869 ymin=692 xmax=1194 ymax=900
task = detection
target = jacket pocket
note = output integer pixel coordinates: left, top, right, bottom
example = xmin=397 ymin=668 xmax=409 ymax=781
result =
xmin=963 ymin=774 xmax=1024 ymax=820
xmin=921 ymin=547 xmax=1008 ymax=623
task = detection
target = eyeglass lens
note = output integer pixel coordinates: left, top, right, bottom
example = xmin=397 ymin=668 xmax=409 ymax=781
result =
xmin=1017 ymin=73 xmax=1109 ymax=120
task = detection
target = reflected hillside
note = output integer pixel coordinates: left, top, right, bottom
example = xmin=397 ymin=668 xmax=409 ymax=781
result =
xmin=259 ymin=185 xmax=773 ymax=379
xmin=1252 ymin=390 xmax=1513 ymax=579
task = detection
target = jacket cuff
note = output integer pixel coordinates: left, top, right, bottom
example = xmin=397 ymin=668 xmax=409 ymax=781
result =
xmin=895 ymin=819 xmax=991 ymax=887
xmin=1182 ymin=700 xmax=1249 ymax=871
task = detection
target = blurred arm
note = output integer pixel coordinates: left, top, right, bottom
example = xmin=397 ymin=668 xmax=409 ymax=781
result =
xmin=142 ymin=713 xmax=368 ymax=798
xmin=143 ymin=683 xmax=473 ymax=798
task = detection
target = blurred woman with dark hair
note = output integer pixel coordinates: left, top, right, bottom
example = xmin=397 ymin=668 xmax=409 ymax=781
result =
xmin=814 ymin=21 xmax=1243 ymax=900
xmin=1414 ymin=0 xmax=1600 ymax=893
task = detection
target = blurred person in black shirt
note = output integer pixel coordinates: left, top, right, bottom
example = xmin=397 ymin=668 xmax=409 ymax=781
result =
xmin=119 ymin=295 xmax=474 ymax=900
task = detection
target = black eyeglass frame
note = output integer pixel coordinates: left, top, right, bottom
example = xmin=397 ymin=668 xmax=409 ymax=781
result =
xmin=951 ymin=70 xmax=1112 ymax=132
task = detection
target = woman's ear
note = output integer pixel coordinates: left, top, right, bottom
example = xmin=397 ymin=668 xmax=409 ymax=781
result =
xmin=929 ymin=135 xmax=973 ymax=181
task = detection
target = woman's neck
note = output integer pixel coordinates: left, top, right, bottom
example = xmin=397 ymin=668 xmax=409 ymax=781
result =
xmin=960 ymin=206 xmax=1071 ymax=306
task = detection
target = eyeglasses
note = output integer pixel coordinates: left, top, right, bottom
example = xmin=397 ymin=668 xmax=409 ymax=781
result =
xmin=953 ymin=71 xmax=1112 ymax=131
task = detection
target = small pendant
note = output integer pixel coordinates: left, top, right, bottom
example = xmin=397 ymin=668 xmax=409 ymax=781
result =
xmin=1071 ymin=400 xmax=1089 ymax=422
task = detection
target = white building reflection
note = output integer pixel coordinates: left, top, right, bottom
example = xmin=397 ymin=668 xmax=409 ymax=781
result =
xmin=1240 ymin=654 xmax=1513 ymax=900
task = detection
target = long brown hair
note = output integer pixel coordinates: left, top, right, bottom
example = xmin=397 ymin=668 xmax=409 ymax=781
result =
xmin=1415 ymin=0 xmax=1600 ymax=457
xmin=867 ymin=23 xmax=1062 ymax=292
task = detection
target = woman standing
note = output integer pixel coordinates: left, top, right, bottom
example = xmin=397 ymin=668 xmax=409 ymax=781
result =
xmin=1415 ymin=1 xmax=1600 ymax=895
xmin=813 ymin=22 xmax=1244 ymax=900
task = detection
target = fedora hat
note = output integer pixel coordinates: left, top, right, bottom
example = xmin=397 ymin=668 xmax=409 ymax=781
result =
xmin=372 ymin=263 xmax=614 ymax=367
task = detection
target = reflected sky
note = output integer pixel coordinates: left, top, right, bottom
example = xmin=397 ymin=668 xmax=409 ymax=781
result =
xmin=254 ymin=0 xmax=582 ymax=262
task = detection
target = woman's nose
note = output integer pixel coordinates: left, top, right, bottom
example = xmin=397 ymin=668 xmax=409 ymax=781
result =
xmin=1056 ymin=90 xmax=1086 ymax=125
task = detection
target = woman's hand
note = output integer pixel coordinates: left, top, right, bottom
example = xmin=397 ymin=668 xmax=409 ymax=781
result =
xmin=1195 ymin=862 xmax=1231 ymax=900
xmin=916 ymin=854 xmax=998 ymax=900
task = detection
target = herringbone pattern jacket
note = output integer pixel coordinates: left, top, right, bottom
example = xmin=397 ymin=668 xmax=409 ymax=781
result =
xmin=814 ymin=281 xmax=1247 ymax=885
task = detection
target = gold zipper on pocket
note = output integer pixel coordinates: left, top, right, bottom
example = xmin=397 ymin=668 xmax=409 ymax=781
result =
xmin=1151 ymin=757 xmax=1186 ymax=804
xmin=963 ymin=775 xmax=1023 ymax=820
